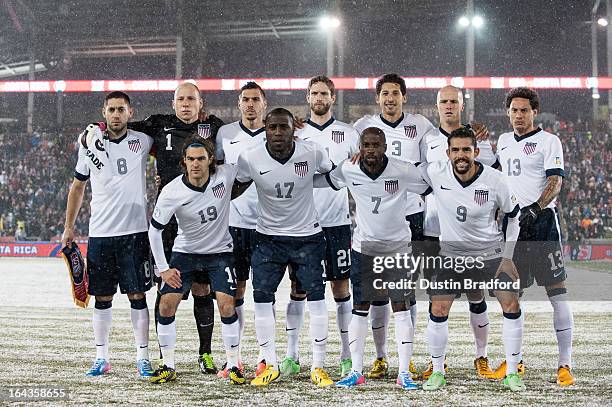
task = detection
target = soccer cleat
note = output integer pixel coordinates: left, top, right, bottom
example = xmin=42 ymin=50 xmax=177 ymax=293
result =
xmin=340 ymin=358 xmax=352 ymax=377
xmin=396 ymin=371 xmax=419 ymax=390
xmin=137 ymin=359 xmax=154 ymax=378
xmin=474 ymin=357 xmax=496 ymax=379
xmin=423 ymin=371 xmax=446 ymax=391
xmin=491 ymin=360 xmax=525 ymax=379
xmin=198 ymin=353 xmax=217 ymax=374
xmin=251 ymin=365 xmax=280 ymax=386
xmin=409 ymin=359 xmax=419 ymax=380
xmin=85 ymin=359 xmax=111 ymax=377
xmin=335 ymin=370 xmax=366 ymax=388
xmin=280 ymin=357 xmax=300 ymax=376
xmin=422 ymin=358 xmax=448 ymax=380
xmin=217 ymin=362 xmax=229 ymax=378
xmin=556 ymin=365 xmax=575 ymax=387
xmin=367 ymin=357 xmax=388 ymax=379
xmin=502 ymin=372 xmax=526 ymax=391
xmin=255 ymin=359 xmax=267 ymax=377
xmin=150 ymin=365 xmax=177 ymax=384
xmin=228 ymin=366 xmax=246 ymax=385
xmin=311 ymin=368 xmax=334 ymax=387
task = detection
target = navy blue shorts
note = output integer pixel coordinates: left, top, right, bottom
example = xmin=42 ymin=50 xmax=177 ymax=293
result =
xmin=322 ymin=225 xmax=352 ymax=281
xmin=251 ymin=232 xmax=326 ymax=301
xmin=229 ymin=226 xmax=255 ymax=282
xmin=160 ymin=252 xmax=236 ymax=297
xmin=87 ymin=232 xmax=152 ymax=296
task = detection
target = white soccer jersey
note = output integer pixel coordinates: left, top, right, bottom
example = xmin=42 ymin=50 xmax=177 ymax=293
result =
xmin=420 ymin=161 xmax=519 ymax=258
xmin=296 ymin=118 xmax=359 ymax=227
xmin=424 ymin=127 xmax=498 ymax=237
xmin=74 ymin=128 xmax=153 ymax=237
xmin=326 ymin=156 xmax=431 ymax=254
xmin=497 ymin=127 xmax=564 ymax=209
xmin=216 ymin=120 xmax=266 ymax=229
xmin=151 ymin=165 xmax=237 ymax=254
xmin=236 ymin=139 xmax=333 ymax=236
xmin=354 ymin=113 xmax=436 ymax=215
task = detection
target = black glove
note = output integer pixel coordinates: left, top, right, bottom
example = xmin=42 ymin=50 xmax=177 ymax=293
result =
xmin=518 ymin=202 xmax=542 ymax=228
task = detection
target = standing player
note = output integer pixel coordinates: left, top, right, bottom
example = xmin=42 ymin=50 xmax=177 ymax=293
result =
xmin=419 ymin=127 xmax=525 ymax=392
xmin=216 ymin=81 xmax=267 ymax=376
xmin=318 ymin=127 xmax=431 ymax=390
xmin=354 ymin=73 xmax=437 ymax=378
xmin=148 ymin=137 xmax=244 ymax=385
xmin=62 ymin=91 xmax=154 ymax=378
xmin=496 ymin=87 xmax=574 ymax=386
xmin=279 ymin=76 xmax=358 ymax=378
xmin=421 ymin=85 xmax=500 ymax=379
xmin=234 ymin=108 xmax=334 ymax=387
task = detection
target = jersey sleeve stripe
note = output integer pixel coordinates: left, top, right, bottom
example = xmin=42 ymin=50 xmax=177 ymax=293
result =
xmin=325 ymin=172 xmax=341 ymax=191
xmin=545 ymin=168 xmax=564 ymax=177
xmin=74 ymin=171 xmax=89 ymax=181
xmin=151 ymin=218 xmax=167 ymax=230
xmin=506 ymin=204 xmax=520 ymax=218
xmin=421 ymin=186 xmax=433 ymax=196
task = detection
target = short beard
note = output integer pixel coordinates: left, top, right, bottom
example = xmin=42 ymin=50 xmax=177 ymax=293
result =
xmin=311 ymin=103 xmax=331 ymax=116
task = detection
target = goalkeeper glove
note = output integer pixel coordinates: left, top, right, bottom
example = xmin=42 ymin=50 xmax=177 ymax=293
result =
xmin=518 ymin=202 xmax=542 ymax=228
xmin=79 ymin=122 xmax=107 ymax=149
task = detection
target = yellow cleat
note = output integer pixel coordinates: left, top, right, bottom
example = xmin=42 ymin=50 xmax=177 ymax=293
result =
xmin=409 ymin=359 xmax=419 ymax=380
xmin=250 ymin=365 xmax=279 ymax=386
xmin=367 ymin=357 xmax=389 ymax=379
xmin=474 ymin=357 xmax=496 ymax=379
xmin=422 ymin=358 xmax=448 ymax=380
xmin=491 ymin=360 xmax=525 ymax=380
xmin=311 ymin=368 xmax=334 ymax=387
xmin=556 ymin=365 xmax=575 ymax=387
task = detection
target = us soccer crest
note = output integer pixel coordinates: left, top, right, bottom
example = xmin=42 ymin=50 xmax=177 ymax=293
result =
xmin=404 ymin=125 xmax=417 ymax=139
xmin=331 ymin=130 xmax=345 ymax=144
xmin=198 ymin=123 xmax=212 ymax=139
xmin=523 ymin=142 xmax=537 ymax=155
xmin=385 ymin=179 xmax=399 ymax=194
xmin=474 ymin=189 xmax=489 ymax=205
xmin=212 ymin=182 xmax=226 ymax=198
xmin=128 ymin=138 xmax=141 ymax=153
xmin=294 ymin=161 xmax=309 ymax=177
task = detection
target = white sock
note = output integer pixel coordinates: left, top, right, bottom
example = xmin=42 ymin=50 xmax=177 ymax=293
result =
xmin=550 ymin=293 xmax=573 ymax=367
xmin=349 ymin=312 xmax=369 ymax=373
xmin=286 ymin=297 xmax=306 ymax=361
xmin=502 ymin=311 xmax=523 ymax=375
xmin=469 ymin=301 xmax=489 ymax=359
xmin=394 ymin=311 xmax=414 ymax=374
xmin=131 ymin=307 xmax=150 ymax=361
xmin=409 ymin=302 xmax=418 ymax=334
xmin=157 ymin=320 xmax=176 ymax=369
xmin=370 ymin=303 xmax=390 ymax=359
xmin=308 ymin=299 xmax=328 ymax=371
xmin=335 ymin=296 xmax=352 ymax=361
xmin=222 ymin=316 xmax=240 ymax=369
xmin=427 ymin=316 xmax=448 ymax=374
xmin=93 ymin=307 xmax=112 ymax=360
xmin=235 ymin=299 xmax=245 ymax=363
xmin=254 ymin=302 xmax=277 ymax=369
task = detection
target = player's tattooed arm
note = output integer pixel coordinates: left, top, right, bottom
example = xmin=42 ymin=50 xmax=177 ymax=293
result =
xmin=231 ymin=180 xmax=253 ymax=199
xmin=536 ymin=175 xmax=562 ymax=209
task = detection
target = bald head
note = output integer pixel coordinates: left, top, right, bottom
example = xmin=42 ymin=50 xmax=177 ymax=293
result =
xmin=437 ymin=85 xmax=464 ymax=128
xmin=437 ymin=85 xmax=463 ymax=105
xmin=173 ymin=82 xmax=204 ymax=124
xmin=174 ymin=82 xmax=201 ymax=100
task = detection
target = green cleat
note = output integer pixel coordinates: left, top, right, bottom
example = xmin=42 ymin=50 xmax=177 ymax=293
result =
xmin=279 ymin=357 xmax=300 ymax=376
xmin=340 ymin=358 xmax=352 ymax=377
xmin=503 ymin=372 xmax=526 ymax=392
xmin=423 ymin=371 xmax=446 ymax=391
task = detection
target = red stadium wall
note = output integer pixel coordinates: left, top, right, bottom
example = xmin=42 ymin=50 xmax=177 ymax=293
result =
xmin=0 ymin=242 xmax=88 ymax=257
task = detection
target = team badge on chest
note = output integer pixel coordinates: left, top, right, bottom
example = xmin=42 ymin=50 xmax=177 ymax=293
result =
xmin=294 ymin=161 xmax=309 ymax=177
xmin=331 ymin=130 xmax=345 ymax=143
xmin=212 ymin=182 xmax=226 ymax=198
xmin=523 ymin=142 xmax=537 ymax=155
xmin=198 ymin=124 xmax=211 ymax=138
xmin=404 ymin=125 xmax=417 ymax=139
xmin=385 ymin=179 xmax=399 ymax=194
xmin=474 ymin=189 xmax=489 ymax=205
xmin=128 ymin=138 xmax=141 ymax=153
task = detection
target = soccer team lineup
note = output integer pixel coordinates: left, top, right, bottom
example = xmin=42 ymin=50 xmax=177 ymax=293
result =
xmin=60 ymin=73 xmax=577 ymax=393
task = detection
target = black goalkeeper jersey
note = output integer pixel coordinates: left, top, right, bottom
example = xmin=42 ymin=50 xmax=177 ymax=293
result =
xmin=128 ymin=114 xmax=224 ymax=189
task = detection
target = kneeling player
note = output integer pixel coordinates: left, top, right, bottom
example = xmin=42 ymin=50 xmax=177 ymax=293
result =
xmin=419 ymin=127 xmax=525 ymax=392
xmin=148 ymin=137 xmax=244 ymax=384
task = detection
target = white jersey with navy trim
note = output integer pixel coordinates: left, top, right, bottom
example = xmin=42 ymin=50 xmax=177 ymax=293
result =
xmin=420 ymin=160 xmax=519 ymax=259
xmin=423 ymin=127 xmax=498 ymax=237
xmin=216 ymin=120 xmax=265 ymax=229
xmin=236 ymin=139 xmax=333 ymax=237
xmin=496 ymin=127 xmax=564 ymax=209
xmin=354 ymin=113 xmax=436 ymax=215
xmin=74 ymin=128 xmax=153 ymax=237
xmin=151 ymin=164 xmax=237 ymax=254
xmin=296 ymin=118 xmax=359 ymax=227
xmin=327 ymin=156 xmax=430 ymax=254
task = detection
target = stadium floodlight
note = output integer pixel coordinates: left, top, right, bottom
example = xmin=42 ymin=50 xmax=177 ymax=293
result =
xmin=320 ymin=16 xmax=341 ymax=31
xmin=458 ymin=16 xmax=470 ymax=27
xmin=597 ymin=17 xmax=608 ymax=27
xmin=472 ymin=15 xmax=484 ymax=28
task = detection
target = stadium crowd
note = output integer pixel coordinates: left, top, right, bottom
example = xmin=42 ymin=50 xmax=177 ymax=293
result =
xmin=0 ymin=120 xmax=609 ymax=243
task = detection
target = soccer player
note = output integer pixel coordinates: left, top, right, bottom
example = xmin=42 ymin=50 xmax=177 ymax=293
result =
xmin=234 ymin=108 xmax=334 ymax=387
xmin=279 ymin=76 xmax=358 ymax=378
xmin=317 ymin=127 xmax=430 ymax=390
xmin=62 ymin=91 xmax=154 ymax=378
xmin=419 ymin=126 xmax=525 ymax=392
xmin=496 ymin=87 xmax=574 ymax=386
xmin=353 ymin=73 xmax=437 ymax=379
xmin=148 ymin=137 xmax=244 ymax=385
xmin=421 ymin=85 xmax=499 ymax=379
xmin=215 ymin=81 xmax=267 ymax=376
